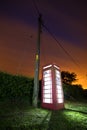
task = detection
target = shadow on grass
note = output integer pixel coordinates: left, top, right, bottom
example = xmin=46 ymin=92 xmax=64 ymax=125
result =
xmin=47 ymin=109 xmax=87 ymax=130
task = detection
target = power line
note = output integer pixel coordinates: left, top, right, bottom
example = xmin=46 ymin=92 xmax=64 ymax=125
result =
xmin=32 ymin=0 xmax=40 ymax=16
xmin=42 ymin=23 xmax=80 ymax=67
xmin=31 ymin=0 xmax=80 ymax=67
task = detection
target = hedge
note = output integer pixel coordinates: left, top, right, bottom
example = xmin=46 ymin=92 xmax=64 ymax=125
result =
xmin=0 ymin=71 xmax=34 ymax=104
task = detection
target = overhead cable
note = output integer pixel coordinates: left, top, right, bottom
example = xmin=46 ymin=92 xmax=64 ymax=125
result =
xmin=31 ymin=0 xmax=80 ymax=67
xmin=32 ymin=0 xmax=40 ymax=15
xmin=42 ymin=23 xmax=80 ymax=67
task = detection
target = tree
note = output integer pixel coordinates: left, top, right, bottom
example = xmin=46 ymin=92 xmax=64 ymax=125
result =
xmin=61 ymin=71 xmax=77 ymax=85
xmin=61 ymin=71 xmax=85 ymax=100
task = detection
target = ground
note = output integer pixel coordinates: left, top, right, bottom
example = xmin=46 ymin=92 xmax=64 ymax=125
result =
xmin=0 ymin=100 xmax=87 ymax=130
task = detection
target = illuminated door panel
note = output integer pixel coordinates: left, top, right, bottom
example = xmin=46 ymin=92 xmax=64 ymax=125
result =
xmin=43 ymin=98 xmax=52 ymax=103
xmin=43 ymin=89 xmax=52 ymax=93
xmin=57 ymin=93 xmax=63 ymax=98
xmin=44 ymin=77 xmax=51 ymax=81
xmin=43 ymin=93 xmax=52 ymax=98
xmin=43 ymin=69 xmax=53 ymax=104
xmin=44 ymin=81 xmax=52 ymax=85
xmin=57 ymin=98 xmax=63 ymax=103
xmin=44 ymin=85 xmax=52 ymax=90
xmin=43 ymin=70 xmax=51 ymax=77
xmin=57 ymin=89 xmax=62 ymax=94
xmin=56 ymin=85 xmax=61 ymax=90
xmin=55 ymin=70 xmax=63 ymax=103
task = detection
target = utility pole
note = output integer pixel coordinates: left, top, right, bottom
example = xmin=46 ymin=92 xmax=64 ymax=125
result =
xmin=33 ymin=14 xmax=42 ymax=107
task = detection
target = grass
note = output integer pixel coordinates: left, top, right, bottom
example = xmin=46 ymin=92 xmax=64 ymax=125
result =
xmin=0 ymin=99 xmax=87 ymax=130
xmin=0 ymin=99 xmax=51 ymax=130
xmin=0 ymin=108 xmax=51 ymax=129
xmin=47 ymin=101 xmax=87 ymax=130
xmin=47 ymin=109 xmax=87 ymax=130
xmin=65 ymin=101 xmax=87 ymax=113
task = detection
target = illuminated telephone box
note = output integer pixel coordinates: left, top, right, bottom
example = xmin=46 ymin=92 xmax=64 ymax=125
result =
xmin=41 ymin=64 xmax=64 ymax=110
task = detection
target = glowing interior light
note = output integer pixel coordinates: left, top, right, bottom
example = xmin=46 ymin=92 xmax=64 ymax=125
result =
xmin=58 ymin=93 xmax=63 ymax=98
xmin=44 ymin=85 xmax=52 ymax=89
xmin=43 ymin=98 xmax=52 ymax=103
xmin=58 ymin=89 xmax=62 ymax=94
xmin=44 ymin=89 xmax=52 ymax=93
xmin=58 ymin=98 xmax=63 ymax=103
xmin=56 ymin=85 xmax=61 ymax=89
xmin=44 ymin=81 xmax=52 ymax=85
xmin=56 ymin=70 xmax=60 ymax=74
xmin=57 ymin=81 xmax=61 ymax=85
xmin=44 ymin=73 xmax=51 ymax=77
xmin=44 ymin=70 xmax=51 ymax=75
xmin=44 ymin=93 xmax=52 ymax=98
xmin=56 ymin=81 xmax=61 ymax=85
xmin=54 ymin=65 xmax=60 ymax=69
xmin=55 ymin=69 xmax=64 ymax=103
xmin=56 ymin=78 xmax=60 ymax=82
xmin=43 ymin=68 xmax=52 ymax=104
xmin=56 ymin=74 xmax=60 ymax=78
xmin=44 ymin=77 xmax=51 ymax=81
xmin=43 ymin=65 xmax=52 ymax=69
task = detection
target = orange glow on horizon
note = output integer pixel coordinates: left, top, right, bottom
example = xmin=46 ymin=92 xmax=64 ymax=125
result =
xmin=0 ymin=17 xmax=87 ymax=89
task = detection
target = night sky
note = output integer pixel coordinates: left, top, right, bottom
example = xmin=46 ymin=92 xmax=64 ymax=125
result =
xmin=0 ymin=0 xmax=87 ymax=89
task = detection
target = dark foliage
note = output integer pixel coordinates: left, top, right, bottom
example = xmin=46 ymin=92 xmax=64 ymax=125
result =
xmin=61 ymin=71 xmax=77 ymax=85
xmin=83 ymin=89 xmax=87 ymax=98
xmin=63 ymin=83 xmax=84 ymax=100
xmin=0 ymin=71 xmax=34 ymax=104
xmin=61 ymin=71 xmax=86 ymax=100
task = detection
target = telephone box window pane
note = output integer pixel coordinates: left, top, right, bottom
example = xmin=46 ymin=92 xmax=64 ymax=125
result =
xmin=44 ymin=70 xmax=51 ymax=74
xmin=43 ymin=89 xmax=52 ymax=93
xmin=56 ymin=70 xmax=60 ymax=74
xmin=58 ymin=93 xmax=63 ymax=98
xmin=44 ymin=81 xmax=52 ymax=86
xmin=58 ymin=98 xmax=63 ymax=103
xmin=56 ymin=75 xmax=60 ymax=79
xmin=43 ymin=94 xmax=52 ymax=98
xmin=56 ymin=72 xmax=60 ymax=78
xmin=56 ymin=77 xmax=60 ymax=82
xmin=43 ymin=70 xmax=51 ymax=77
xmin=44 ymin=74 xmax=51 ymax=77
xmin=44 ymin=77 xmax=52 ymax=81
xmin=55 ymin=70 xmax=61 ymax=84
xmin=44 ymin=85 xmax=52 ymax=90
xmin=56 ymin=90 xmax=63 ymax=94
xmin=58 ymin=89 xmax=62 ymax=94
xmin=56 ymin=85 xmax=61 ymax=90
xmin=56 ymin=80 xmax=61 ymax=85
xmin=43 ymin=98 xmax=52 ymax=103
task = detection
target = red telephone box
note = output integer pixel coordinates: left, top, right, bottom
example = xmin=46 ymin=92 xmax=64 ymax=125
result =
xmin=41 ymin=64 xmax=64 ymax=110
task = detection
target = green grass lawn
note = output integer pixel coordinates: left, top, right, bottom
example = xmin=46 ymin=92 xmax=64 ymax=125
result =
xmin=0 ymin=99 xmax=51 ymax=130
xmin=48 ymin=101 xmax=87 ymax=130
xmin=0 ymin=100 xmax=87 ymax=130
